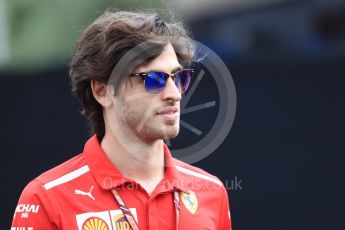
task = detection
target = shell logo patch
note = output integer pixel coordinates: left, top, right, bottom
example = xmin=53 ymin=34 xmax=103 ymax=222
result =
xmin=82 ymin=216 xmax=110 ymax=230
xmin=180 ymin=191 xmax=198 ymax=214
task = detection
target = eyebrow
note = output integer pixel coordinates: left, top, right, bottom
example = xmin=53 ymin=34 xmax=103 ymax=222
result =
xmin=171 ymin=66 xmax=183 ymax=73
xmin=143 ymin=66 xmax=183 ymax=74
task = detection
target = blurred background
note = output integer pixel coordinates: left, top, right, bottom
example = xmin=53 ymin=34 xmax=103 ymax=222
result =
xmin=1 ymin=0 xmax=345 ymax=229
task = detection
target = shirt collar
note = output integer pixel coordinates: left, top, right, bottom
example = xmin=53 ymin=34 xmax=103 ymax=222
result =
xmin=162 ymin=143 xmax=189 ymax=193
xmin=83 ymin=135 xmax=188 ymax=193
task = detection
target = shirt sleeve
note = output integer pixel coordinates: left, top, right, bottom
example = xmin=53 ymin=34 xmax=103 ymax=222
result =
xmin=218 ymin=185 xmax=232 ymax=230
xmin=11 ymin=179 xmax=58 ymax=230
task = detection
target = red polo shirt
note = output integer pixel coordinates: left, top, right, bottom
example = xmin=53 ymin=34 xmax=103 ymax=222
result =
xmin=11 ymin=135 xmax=232 ymax=230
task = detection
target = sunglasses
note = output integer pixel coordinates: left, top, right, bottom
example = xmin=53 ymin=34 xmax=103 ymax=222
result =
xmin=129 ymin=69 xmax=194 ymax=94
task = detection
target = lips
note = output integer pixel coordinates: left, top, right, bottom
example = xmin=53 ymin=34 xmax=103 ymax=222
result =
xmin=156 ymin=107 xmax=179 ymax=115
xmin=156 ymin=107 xmax=179 ymax=123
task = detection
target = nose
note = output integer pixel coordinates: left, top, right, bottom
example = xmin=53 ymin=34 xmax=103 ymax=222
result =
xmin=160 ymin=77 xmax=182 ymax=102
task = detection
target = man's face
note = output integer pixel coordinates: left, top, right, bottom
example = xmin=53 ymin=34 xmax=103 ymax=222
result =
xmin=112 ymin=43 xmax=182 ymax=142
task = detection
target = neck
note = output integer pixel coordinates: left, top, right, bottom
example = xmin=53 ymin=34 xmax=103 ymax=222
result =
xmin=100 ymin=129 xmax=165 ymax=194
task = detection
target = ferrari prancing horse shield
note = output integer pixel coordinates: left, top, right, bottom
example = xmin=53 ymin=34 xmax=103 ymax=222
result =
xmin=180 ymin=191 xmax=198 ymax=215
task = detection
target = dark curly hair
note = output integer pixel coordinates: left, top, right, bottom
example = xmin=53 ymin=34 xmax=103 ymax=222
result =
xmin=69 ymin=10 xmax=194 ymax=140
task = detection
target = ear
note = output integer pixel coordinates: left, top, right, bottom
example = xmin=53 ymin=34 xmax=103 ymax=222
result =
xmin=90 ymin=80 xmax=114 ymax=107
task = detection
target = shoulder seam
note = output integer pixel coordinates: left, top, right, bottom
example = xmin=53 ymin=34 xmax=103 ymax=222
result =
xmin=175 ymin=165 xmax=222 ymax=186
xmin=43 ymin=165 xmax=90 ymax=190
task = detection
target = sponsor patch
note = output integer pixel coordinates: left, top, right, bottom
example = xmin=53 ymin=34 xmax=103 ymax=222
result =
xmin=76 ymin=211 xmax=111 ymax=230
xmin=76 ymin=209 xmax=137 ymax=230
xmin=15 ymin=204 xmax=40 ymax=219
xmin=180 ymin=191 xmax=198 ymax=215
xmin=110 ymin=209 xmax=137 ymax=230
xmin=82 ymin=216 xmax=109 ymax=230
xmin=113 ymin=214 xmax=130 ymax=230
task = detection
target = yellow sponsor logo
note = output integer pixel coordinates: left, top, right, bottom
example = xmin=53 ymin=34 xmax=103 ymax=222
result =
xmin=82 ymin=217 xmax=110 ymax=230
xmin=113 ymin=214 xmax=131 ymax=230
xmin=180 ymin=191 xmax=198 ymax=215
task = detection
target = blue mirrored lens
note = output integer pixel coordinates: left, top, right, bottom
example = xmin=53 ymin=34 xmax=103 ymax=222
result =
xmin=145 ymin=72 xmax=166 ymax=94
xmin=176 ymin=70 xmax=191 ymax=93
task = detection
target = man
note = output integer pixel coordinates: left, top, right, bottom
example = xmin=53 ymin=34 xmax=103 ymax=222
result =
xmin=11 ymin=10 xmax=232 ymax=230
